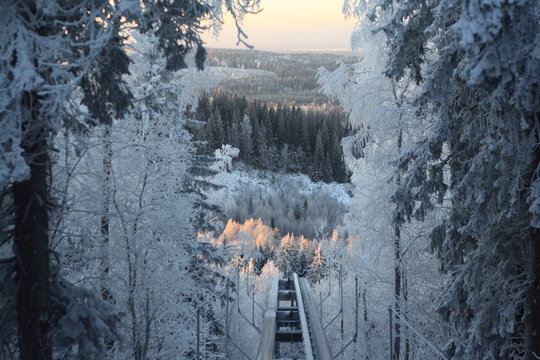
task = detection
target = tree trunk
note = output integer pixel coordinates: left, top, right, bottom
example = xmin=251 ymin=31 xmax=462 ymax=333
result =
xmin=13 ymin=130 xmax=52 ymax=360
xmin=101 ymin=125 xmax=113 ymax=303
xmin=394 ymin=224 xmax=401 ymax=360
xmin=101 ymin=125 xmax=115 ymax=355
xmin=403 ymin=272 xmax=410 ymax=360
xmin=526 ymin=117 xmax=540 ymax=360
xmin=527 ymin=227 xmax=540 ymax=360
xmin=393 ymin=115 xmax=404 ymax=360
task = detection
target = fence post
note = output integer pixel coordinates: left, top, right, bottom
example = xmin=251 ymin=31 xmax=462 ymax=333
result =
xmin=355 ymin=277 xmax=358 ymax=342
xmin=226 ymin=282 xmax=229 ymax=358
xmin=389 ymin=307 xmax=393 ymax=360
xmin=340 ymin=264 xmax=344 ymax=337
xmin=196 ymin=308 xmax=200 ymax=360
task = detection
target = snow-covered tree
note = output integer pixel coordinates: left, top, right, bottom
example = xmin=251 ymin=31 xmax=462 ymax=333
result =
xmin=0 ymin=0 xmax=262 ymax=358
xmin=319 ymin=8 xmax=447 ymax=359
xmin=307 ymin=245 xmax=327 ymax=283
xmin=278 ymin=234 xmax=298 ymax=276
xmin=342 ymin=0 xmax=540 ymax=358
xmin=0 ymin=2 xmax=137 ymax=358
xmin=214 ymin=144 xmax=240 ymax=172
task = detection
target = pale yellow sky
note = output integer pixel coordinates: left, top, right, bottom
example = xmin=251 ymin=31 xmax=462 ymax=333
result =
xmin=203 ymin=0 xmax=356 ymax=51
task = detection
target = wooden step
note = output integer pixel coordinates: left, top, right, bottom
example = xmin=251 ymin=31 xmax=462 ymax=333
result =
xmin=278 ymin=290 xmax=297 ymax=301
xmin=275 ymin=329 xmax=303 ymax=342
xmin=276 ymin=310 xmax=300 ymax=321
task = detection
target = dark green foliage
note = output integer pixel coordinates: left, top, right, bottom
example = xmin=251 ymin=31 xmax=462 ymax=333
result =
xmin=142 ymin=0 xmax=211 ymax=71
xmin=183 ymin=155 xmax=224 ymax=234
xmin=190 ymin=91 xmax=351 ymax=183
xmin=80 ymin=33 xmax=132 ymax=128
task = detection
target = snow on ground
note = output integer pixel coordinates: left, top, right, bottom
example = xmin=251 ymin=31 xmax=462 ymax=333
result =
xmin=173 ymin=66 xmax=276 ymax=110
xmin=208 ymin=66 xmax=276 ymax=81
xmin=180 ymin=66 xmax=275 ymax=86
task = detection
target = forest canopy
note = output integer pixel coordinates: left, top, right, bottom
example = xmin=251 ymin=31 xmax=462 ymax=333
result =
xmin=187 ymin=91 xmax=351 ymax=183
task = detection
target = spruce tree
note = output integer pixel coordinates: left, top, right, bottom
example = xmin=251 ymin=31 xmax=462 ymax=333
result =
xmin=1 ymin=1 xmax=262 ymax=358
xmin=204 ymin=108 xmax=224 ymax=151
xmin=253 ymin=120 xmax=269 ymax=169
xmin=311 ymin=131 xmax=325 ymax=182
xmin=240 ymin=114 xmax=254 ymax=162
xmin=308 ymin=246 xmax=327 ymax=283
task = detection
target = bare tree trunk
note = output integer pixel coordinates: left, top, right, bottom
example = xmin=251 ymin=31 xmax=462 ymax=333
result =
xmin=526 ymin=118 xmax=540 ymax=360
xmin=362 ymin=286 xmax=368 ymax=323
xmin=393 ymin=116 xmax=404 ymax=360
xmin=101 ymin=125 xmax=115 ymax=355
xmin=142 ymin=252 xmax=152 ymax=360
xmin=101 ymin=125 xmax=113 ymax=303
xmin=393 ymin=224 xmax=401 ymax=360
xmin=361 ymin=286 xmax=370 ymax=360
xmin=527 ymin=227 xmax=540 ymax=360
xmin=13 ymin=124 xmax=52 ymax=360
xmin=403 ymin=272 xmax=410 ymax=360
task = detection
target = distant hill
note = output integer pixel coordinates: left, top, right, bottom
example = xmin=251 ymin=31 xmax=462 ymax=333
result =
xmin=206 ymin=48 xmax=357 ymax=106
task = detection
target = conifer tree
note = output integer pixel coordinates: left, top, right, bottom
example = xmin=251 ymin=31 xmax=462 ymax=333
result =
xmin=190 ymin=91 xmax=350 ymax=182
xmin=253 ymin=120 xmax=269 ymax=169
xmin=341 ymin=0 xmax=540 ymax=357
xmin=312 ymin=131 xmax=325 ymax=182
xmin=240 ymin=114 xmax=254 ymax=162
xmin=308 ymin=246 xmax=327 ymax=283
xmin=0 ymin=1 xmax=261 ymax=358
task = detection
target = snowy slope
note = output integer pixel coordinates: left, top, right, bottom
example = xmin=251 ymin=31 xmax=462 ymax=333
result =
xmin=209 ymin=165 xmax=352 ymax=207
xmin=205 ymin=164 xmax=352 ymax=238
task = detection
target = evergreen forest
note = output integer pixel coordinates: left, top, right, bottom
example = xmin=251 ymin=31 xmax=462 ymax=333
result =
xmin=187 ymin=91 xmax=350 ymax=183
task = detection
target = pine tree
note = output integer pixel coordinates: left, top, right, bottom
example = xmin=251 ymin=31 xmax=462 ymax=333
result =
xmin=229 ymin=108 xmax=242 ymax=149
xmin=1 ymin=1 xmax=261 ymax=358
xmin=322 ymin=152 xmax=333 ymax=183
xmin=330 ymin=132 xmax=347 ymax=182
xmin=240 ymin=114 xmax=254 ymax=162
xmin=308 ymin=245 xmax=327 ymax=283
xmin=277 ymin=110 xmax=288 ymax=148
xmin=253 ymin=119 xmax=269 ymax=169
xmin=311 ymin=131 xmax=325 ymax=182
xmin=280 ymin=145 xmax=290 ymax=172
xmin=190 ymin=91 xmax=350 ymax=182
xmin=298 ymin=236 xmax=313 ymax=276
xmin=204 ymin=108 xmax=225 ymax=150
xmin=195 ymin=92 xmax=212 ymax=123
xmin=3 ymin=3 xmax=139 ymax=358
xmin=279 ymin=234 xmax=299 ymax=276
